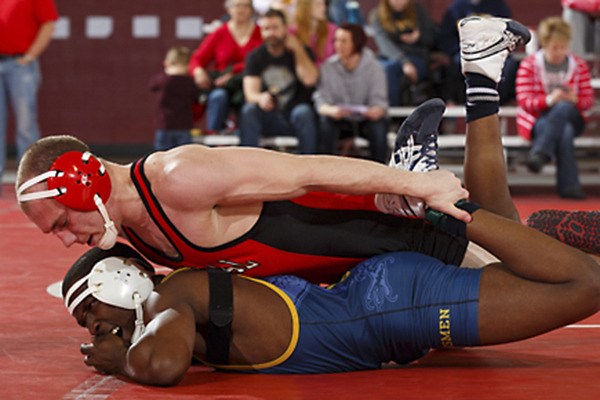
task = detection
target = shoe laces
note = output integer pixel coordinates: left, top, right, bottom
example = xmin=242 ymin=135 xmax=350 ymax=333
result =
xmin=392 ymin=132 xmax=439 ymax=172
xmin=461 ymin=28 xmax=521 ymax=60
xmin=421 ymin=132 xmax=439 ymax=172
xmin=392 ymin=134 xmax=422 ymax=170
xmin=503 ymin=30 xmax=522 ymax=52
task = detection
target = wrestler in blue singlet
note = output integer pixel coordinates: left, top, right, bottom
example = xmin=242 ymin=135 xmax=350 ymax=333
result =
xmin=212 ymin=252 xmax=482 ymax=373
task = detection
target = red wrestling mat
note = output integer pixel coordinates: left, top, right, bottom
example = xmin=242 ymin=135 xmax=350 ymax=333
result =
xmin=1 ymin=184 xmax=599 ymax=399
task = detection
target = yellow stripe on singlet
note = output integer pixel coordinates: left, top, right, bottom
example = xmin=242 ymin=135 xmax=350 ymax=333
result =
xmin=160 ymin=267 xmax=190 ymax=283
xmin=206 ymin=275 xmax=300 ymax=371
xmin=163 ymin=269 xmax=300 ymax=370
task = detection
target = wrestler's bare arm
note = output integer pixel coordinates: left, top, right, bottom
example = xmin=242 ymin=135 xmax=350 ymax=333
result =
xmin=124 ymin=306 xmax=196 ymax=386
xmin=79 ymin=300 xmax=196 ymax=386
xmin=116 ymin=271 xmax=212 ymax=385
xmin=147 ymin=145 xmax=471 ymax=221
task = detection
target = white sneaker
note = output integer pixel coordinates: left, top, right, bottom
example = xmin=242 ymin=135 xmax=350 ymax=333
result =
xmin=459 ymin=16 xmax=531 ymax=83
xmin=375 ymin=99 xmax=444 ymax=217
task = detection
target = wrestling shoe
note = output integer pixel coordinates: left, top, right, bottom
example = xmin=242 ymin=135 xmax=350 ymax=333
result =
xmin=459 ymin=16 xmax=531 ymax=83
xmin=374 ymin=98 xmax=444 ymax=217
xmin=527 ymin=209 xmax=600 ymax=255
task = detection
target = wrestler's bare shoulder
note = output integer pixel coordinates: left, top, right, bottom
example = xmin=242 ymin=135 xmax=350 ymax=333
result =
xmin=145 ymin=145 xmax=212 ymax=174
xmin=142 ymin=145 xmax=220 ymax=208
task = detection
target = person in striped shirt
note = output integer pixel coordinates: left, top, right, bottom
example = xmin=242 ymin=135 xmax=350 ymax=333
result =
xmin=515 ymin=16 xmax=595 ymax=199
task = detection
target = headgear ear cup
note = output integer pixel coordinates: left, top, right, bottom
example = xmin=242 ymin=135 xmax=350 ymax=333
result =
xmin=64 ymin=256 xmax=154 ymax=344
xmin=17 ymin=151 xmax=118 ymax=250
xmin=47 ymin=151 xmax=112 ymax=211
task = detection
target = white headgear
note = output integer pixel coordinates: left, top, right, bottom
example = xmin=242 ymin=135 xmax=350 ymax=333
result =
xmin=63 ymin=256 xmax=154 ymax=344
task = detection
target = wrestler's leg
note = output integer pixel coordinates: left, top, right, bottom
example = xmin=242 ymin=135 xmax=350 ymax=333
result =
xmin=458 ymin=17 xmax=529 ymax=221
xmin=464 ymin=116 xmax=519 ymax=221
xmin=468 ymin=208 xmax=600 ymax=344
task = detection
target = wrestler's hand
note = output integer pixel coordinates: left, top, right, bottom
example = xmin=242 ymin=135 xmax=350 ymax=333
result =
xmin=80 ymin=331 xmax=128 ymax=375
xmin=412 ymin=169 xmax=471 ymax=223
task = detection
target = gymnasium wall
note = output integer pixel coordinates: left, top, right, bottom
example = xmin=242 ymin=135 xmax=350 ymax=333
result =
xmin=15 ymin=0 xmax=562 ymax=153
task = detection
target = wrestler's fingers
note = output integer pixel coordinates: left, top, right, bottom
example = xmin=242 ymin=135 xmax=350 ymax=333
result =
xmin=433 ymin=203 xmax=471 ymax=223
xmin=448 ymin=189 xmax=472 ymax=223
xmin=449 ymin=207 xmax=472 ymax=224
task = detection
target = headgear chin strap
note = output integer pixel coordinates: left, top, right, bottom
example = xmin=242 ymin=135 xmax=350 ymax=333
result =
xmin=17 ymin=151 xmax=117 ymax=250
xmin=64 ymin=256 xmax=154 ymax=344
xmin=94 ymin=195 xmax=118 ymax=250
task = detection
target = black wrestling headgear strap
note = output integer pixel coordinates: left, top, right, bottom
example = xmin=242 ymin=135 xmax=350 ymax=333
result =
xmin=206 ymin=268 xmax=233 ymax=365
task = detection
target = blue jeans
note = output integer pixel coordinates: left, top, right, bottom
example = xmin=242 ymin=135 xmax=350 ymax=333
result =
xmin=239 ymin=103 xmax=318 ymax=154
xmin=154 ymin=129 xmax=192 ymax=151
xmin=0 ymin=58 xmax=41 ymax=180
xmin=328 ymin=0 xmax=366 ymax=25
xmin=319 ymin=116 xmax=389 ymax=163
xmin=531 ymin=101 xmax=585 ymax=194
xmin=206 ymin=88 xmax=230 ymax=131
xmin=378 ymin=55 xmax=428 ymax=106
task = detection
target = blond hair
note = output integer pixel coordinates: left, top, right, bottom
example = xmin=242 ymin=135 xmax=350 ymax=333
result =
xmin=294 ymin=0 xmax=329 ymax=59
xmin=16 ymin=135 xmax=90 ymax=189
xmin=377 ymin=0 xmax=417 ymax=34
xmin=164 ymin=46 xmax=191 ymax=66
xmin=538 ymin=17 xmax=571 ymax=48
xmin=225 ymin=0 xmax=254 ymax=9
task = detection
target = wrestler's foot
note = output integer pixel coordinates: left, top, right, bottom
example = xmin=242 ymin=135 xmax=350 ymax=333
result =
xmin=390 ymin=98 xmax=443 ymax=173
xmin=459 ymin=16 xmax=531 ymax=82
xmin=374 ymin=98 xmax=444 ymax=217
xmin=527 ymin=209 xmax=600 ymax=255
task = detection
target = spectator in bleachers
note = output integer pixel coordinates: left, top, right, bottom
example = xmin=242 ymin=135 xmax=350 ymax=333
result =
xmin=149 ymin=47 xmax=199 ymax=151
xmin=562 ymin=0 xmax=600 ymax=59
xmin=254 ymin=0 xmax=296 ymax=17
xmin=189 ymin=0 xmax=263 ymax=134
xmin=289 ymin=0 xmax=336 ymax=66
xmin=240 ymin=8 xmax=319 ymax=153
xmin=329 ymin=0 xmax=366 ymax=25
xmin=368 ymin=0 xmax=437 ymax=106
xmin=313 ymin=23 xmax=389 ymax=162
xmin=437 ymin=0 xmax=515 ymax=105
xmin=254 ymin=0 xmax=277 ymax=15
xmin=0 ymin=0 xmax=57 ymax=195
xmin=516 ymin=16 xmax=595 ymax=199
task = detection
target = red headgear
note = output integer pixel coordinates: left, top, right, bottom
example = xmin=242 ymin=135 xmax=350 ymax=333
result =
xmin=17 ymin=150 xmax=118 ymax=250
xmin=17 ymin=151 xmax=111 ymax=211
xmin=47 ymin=151 xmax=112 ymax=211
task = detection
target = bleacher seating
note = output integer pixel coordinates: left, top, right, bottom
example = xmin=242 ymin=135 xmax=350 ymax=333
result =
xmin=194 ymin=101 xmax=600 ymax=154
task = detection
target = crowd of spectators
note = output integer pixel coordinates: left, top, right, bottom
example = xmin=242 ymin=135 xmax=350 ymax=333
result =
xmin=144 ymin=0 xmax=598 ymax=197
xmin=1 ymin=1 xmax=596 ymax=200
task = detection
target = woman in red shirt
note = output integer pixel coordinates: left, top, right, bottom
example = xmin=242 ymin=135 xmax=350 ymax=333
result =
xmin=189 ymin=0 xmax=263 ymax=134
